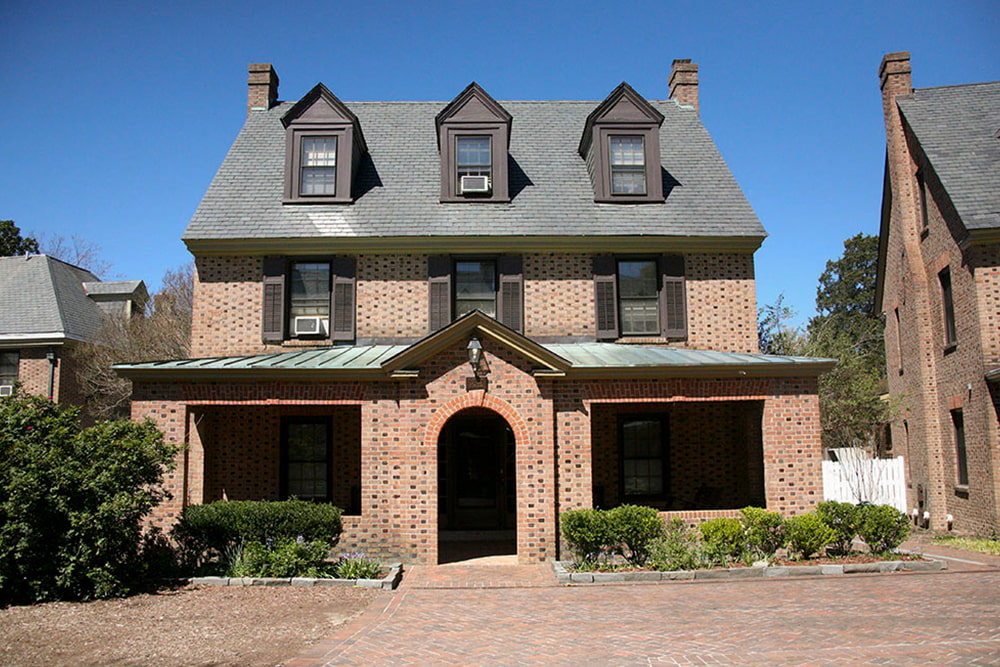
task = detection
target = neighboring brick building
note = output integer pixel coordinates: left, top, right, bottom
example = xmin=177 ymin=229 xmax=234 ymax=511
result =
xmin=0 ymin=254 xmax=147 ymax=406
xmin=118 ymin=61 xmax=833 ymax=564
xmin=875 ymin=52 xmax=1000 ymax=536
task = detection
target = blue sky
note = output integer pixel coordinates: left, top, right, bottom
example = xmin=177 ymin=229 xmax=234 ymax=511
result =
xmin=2 ymin=0 xmax=997 ymax=329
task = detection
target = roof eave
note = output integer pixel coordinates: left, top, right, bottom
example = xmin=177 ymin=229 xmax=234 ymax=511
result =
xmin=560 ymin=360 xmax=837 ymax=380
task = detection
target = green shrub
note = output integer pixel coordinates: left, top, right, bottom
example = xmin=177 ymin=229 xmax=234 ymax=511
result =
xmin=647 ymin=519 xmax=703 ymax=571
xmin=173 ymin=499 xmax=343 ymax=569
xmin=857 ymin=504 xmax=910 ymax=553
xmin=785 ymin=512 xmax=837 ymax=559
xmin=0 ymin=393 xmax=176 ymax=604
xmin=608 ymin=504 xmax=664 ymax=566
xmin=334 ymin=553 xmax=384 ymax=580
xmin=816 ymin=501 xmax=861 ymax=555
xmin=228 ymin=537 xmax=331 ymax=578
xmin=560 ymin=508 xmax=614 ymax=565
xmin=740 ymin=507 xmax=786 ymax=559
xmin=700 ymin=517 xmax=746 ymax=565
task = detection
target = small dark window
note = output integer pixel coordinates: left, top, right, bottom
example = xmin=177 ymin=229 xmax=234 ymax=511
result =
xmin=0 ymin=351 xmax=18 ymax=387
xmin=299 ymin=137 xmax=337 ymax=196
xmin=939 ymin=267 xmax=956 ymax=347
xmin=917 ymin=170 xmax=929 ymax=232
xmin=456 ymin=136 xmax=492 ymax=193
xmin=455 ymin=260 xmax=496 ymax=318
xmin=427 ymin=256 xmax=522 ymax=332
xmin=951 ymin=409 xmax=968 ymax=486
xmin=618 ymin=260 xmax=659 ymax=335
xmin=893 ymin=307 xmax=903 ymax=374
xmin=620 ymin=415 xmax=668 ymax=500
xmin=610 ymin=136 xmax=647 ymax=195
xmin=281 ymin=417 xmax=332 ymax=502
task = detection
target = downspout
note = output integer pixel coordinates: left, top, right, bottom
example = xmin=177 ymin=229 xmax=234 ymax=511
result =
xmin=46 ymin=348 xmax=56 ymax=400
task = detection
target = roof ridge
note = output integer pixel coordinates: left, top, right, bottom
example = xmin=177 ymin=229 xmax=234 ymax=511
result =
xmin=915 ymin=80 xmax=1000 ymax=93
xmin=42 ymin=256 xmax=71 ymax=336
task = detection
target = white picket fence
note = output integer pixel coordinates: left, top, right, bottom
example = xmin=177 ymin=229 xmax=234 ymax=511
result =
xmin=822 ymin=456 xmax=907 ymax=512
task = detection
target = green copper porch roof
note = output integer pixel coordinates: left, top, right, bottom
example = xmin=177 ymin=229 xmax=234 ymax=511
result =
xmin=114 ymin=342 xmax=834 ymax=381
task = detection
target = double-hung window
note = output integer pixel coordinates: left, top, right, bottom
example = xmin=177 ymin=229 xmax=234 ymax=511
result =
xmin=610 ymin=136 xmax=647 ymax=195
xmin=618 ymin=260 xmax=660 ymax=335
xmin=456 ymin=137 xmax=492 ymax=193
xmin=0 ymin=351 xmax=18 ymax=389
xmin=299 ymin=137 xmax=337 ymax=196
xmin=427 ymin=256 xmax=522 ymax=332
xmin=593 ymin=255 xmax=686 ymax=340
xmin=289 ymin=262 xmax=331 ymax=336
xmin=454 ymin=260 xmax=497 ymax=318
xmin=281 ymin=417 xmax=332 ymax=502
xmin=939 ymin=267 xmax=956 ymax=347
xmin=261 ymin=257 xmax=356 ymax=343
xmin=621 ymin=415 xmax=668 ymax=500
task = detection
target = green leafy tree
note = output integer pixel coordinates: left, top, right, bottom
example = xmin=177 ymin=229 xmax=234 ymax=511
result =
xmin=0 ymin=220 xmax=39 ymax=256
xmin=758 ymin=294 xmax=806 ymax=355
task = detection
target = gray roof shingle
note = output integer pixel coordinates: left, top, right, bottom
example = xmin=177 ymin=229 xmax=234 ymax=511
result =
xmin=184 ymin=97 xmax=765 ymax=244
xmin=0 ymin=255 xmax=104 ymax=343
xmin=898 ymin=81 xmax=1000 ymax=231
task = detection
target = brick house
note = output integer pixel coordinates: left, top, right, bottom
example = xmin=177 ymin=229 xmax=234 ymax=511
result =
xmin=118 ymin=61 xmax=833 ymax=564
xmin=0 ymin=254 xmax=147 ymax=406
xmin=875 ymin=52 xmax=1000 ymax=536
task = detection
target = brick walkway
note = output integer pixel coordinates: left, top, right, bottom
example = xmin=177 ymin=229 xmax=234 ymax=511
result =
xmin=290 ymin=561 xmax=1000 ymax=665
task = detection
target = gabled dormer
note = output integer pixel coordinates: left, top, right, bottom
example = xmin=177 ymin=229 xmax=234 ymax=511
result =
xmin=436 ymin=82 xmax=512 ymax=203
xmin=579 ymin=82 xmax=665 ymax=204
xmin=282 ymin=83 xmax=368 ymax=204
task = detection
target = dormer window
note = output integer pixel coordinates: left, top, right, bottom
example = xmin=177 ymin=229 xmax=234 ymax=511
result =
xmin=436 ymin=83 xmax=512 ymax=203
xmin=282 ymin=83 xmax=366 ymax=204
xmin=580 ymin=82 xmax=664 ymax=203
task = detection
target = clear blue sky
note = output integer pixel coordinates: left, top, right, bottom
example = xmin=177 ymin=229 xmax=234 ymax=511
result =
xmin=2 ymin=0 xmax=997 ymax=329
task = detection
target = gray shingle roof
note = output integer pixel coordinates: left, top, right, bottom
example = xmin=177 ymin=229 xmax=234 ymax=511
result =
xmin=898 ymin=81 xmax=1000 ymax=231
xmin=184 ymin=97 xmax=765 ymax=243
xmin=0 ymin=255 xmax=104 ymax=344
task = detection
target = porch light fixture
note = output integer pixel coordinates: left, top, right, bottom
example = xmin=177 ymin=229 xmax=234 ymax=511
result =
xmin=467 ymin=337 xmax=488 ymax=377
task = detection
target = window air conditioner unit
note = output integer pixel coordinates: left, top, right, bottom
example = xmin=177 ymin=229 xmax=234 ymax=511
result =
xmin=460 ymin=175 xmax=490 ymax=194
xmin=293 ymin=316 xmax=329 ymax=336
xmin=0 ymin=385 xmax=12 ymax=397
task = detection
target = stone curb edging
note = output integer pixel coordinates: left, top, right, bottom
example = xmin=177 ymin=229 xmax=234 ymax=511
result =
xmin=552 ymin=558 xmax=945 ymax=584
xmin=189 ymin=562 xmax=404 ymax=590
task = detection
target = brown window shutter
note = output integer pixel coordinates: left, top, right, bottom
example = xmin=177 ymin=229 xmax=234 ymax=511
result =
xmin=660 ymin=254 xmax=687 ymax=339
xmin=261 ymin=257 xmax=286 ymax=343
xmin=330 ymin=256 xmax=356 ymax=342
xmin=593 ymin=255 xmax=618 ymax=340
xmin=498 ymin=255 xmax=523 ymax=332
xmin=428 ymin=256 xmax=452 ymax=332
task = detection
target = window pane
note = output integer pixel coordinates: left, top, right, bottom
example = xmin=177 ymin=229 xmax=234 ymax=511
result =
xmin=611 ymin=169 xmax=647 ymax=194
xmin=285 ymin=421 xmax=329 ymax=500
xmin=290 ymin=263 xmax=331 ymax=318
xmin=455 ymin=260 xmax=496 ymax=317
xmin=622 ymin=418 xmax=664 ymax=498
xmin=300 ymin=136 xmax=336 ymax=195
xmin=610 ymin=136 xmax=645 ymax=166
xmin=619 ymin=261 xmax=659 ymax=334
xmin=610 ymin=136 xmax=646 ymax=194
xmin=457 ymin=137 xmax=491 ymax=167
xmin=0 ymin=351 xmax=17 ymax=385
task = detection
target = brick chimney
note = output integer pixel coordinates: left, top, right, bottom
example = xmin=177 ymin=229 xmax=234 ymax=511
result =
xmin=879 ymin=51 xmax=912 ymax=100
xmin=247 ymin=63 xmax=279 ymax=116
xmin=669 ymin=59 xmax=699 ymax=114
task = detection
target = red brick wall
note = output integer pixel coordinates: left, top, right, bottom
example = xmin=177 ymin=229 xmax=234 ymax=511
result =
xmin=11 ymin=346 xmax=84 ymax=406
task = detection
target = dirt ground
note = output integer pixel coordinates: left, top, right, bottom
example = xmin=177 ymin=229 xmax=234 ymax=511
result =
xmin=0 ymin=584 xmax=384 ymax=666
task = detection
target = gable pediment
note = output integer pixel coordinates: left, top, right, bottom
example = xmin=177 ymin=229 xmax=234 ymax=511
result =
xmin=282 ymin=83 xmax=359 ymax=128
xmin=579 ymin=82 xmax=664 ymax=155
xmin=435 ymin=82 xmax=512 ymax=147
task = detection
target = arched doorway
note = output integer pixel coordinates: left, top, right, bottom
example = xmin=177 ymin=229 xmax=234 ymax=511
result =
xmin=438 ymin=408 xmax=516 ymax=562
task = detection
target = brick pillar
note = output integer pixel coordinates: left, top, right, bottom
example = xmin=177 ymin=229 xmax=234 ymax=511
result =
xmin=669 ymin=59 xmax=699 ymax=114
xmin=247 ymin=63 xmax=279 ymax=116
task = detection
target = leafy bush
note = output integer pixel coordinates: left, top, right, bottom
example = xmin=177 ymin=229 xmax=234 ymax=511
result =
xmin=560 ymin=508 xmax=614 ymax=565
xmin=647 ymin=519 xmax=703 ymax=571
xmin=173 ymin=500 xmax=342 ymax=569
xmin=785 ymin=512 xmax=837 ymax=559
xmin=334 ymin=553 xmax=384 ymax=580
xmin=857 ymin=504 xmax=910 ymax=553
xmin=608 ymin=505 xmax=664 ymax=566
xmin=228 ymin=537 xmax=331 ymax=578
xmin=0 ymin=393 xmax=176 ymax=604
xmin=816 ymin=501 xmax=861 ymax=555
xmin=699 ymin=517 xmax=746 ymax=565
xmin=740 ymin=507 xmax=786 ymax=559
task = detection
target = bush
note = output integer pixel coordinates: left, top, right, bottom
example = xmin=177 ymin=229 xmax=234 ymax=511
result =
xmin=0 ymin=393 xmax=176 ymax=604
xmin=647 ymin=519 xmax=703 ymax=572
xmin=857 ymin=504 xmax=910 ymax=553
xmin=740 ymin=507 xmax=786 ymax=559
xmin=560 ymin=508 xmax=614 ymax=565
xmin=785 ymin=512 xmax=837 ymax=559
xmin=699 ymin=517 xmax=746 ymax=565
xmin=173 ymin=500 xmax=343 ymax=569
xmin=334 ymin=553 xmax=383 ymax=580
xmin=228 ymin=537 xmax=331 ymax=578
xmin=816 ymin=501 xmax=861 ymax=555
xmin=608 ymin=505 xmax=664 ymax=566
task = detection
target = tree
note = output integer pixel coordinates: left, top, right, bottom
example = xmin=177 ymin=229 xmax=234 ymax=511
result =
xmin=0 ymin=220 xmax=39 ymax=256
xmin=74 ymin=263 xmax=194 ymax=420
xmin=758 ymin=294 xmax=806 ymax=356
xmin=37 ymin=233 xmax=114 ymax=278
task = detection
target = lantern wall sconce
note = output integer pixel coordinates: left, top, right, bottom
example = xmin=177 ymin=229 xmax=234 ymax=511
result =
xmin=467 ymin=337 xmax=489 ymax=378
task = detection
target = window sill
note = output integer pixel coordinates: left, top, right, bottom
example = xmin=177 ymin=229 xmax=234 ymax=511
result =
xmin=614 ymin=337 xmax=683 ymax=345
xmin=283 ymin=197 xmax=354 ymax=205
xmin=943 ymin=343 xmax=958 ymax=355
xmin=954 ymin=485 xmax=970 ymax=498
xmin=594 ymin=196 xmax=664 ymax=205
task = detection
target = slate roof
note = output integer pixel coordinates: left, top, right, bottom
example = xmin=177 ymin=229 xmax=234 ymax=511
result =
xmin=184 ymin=96 xmax=765 ymax=244
xmin=898 ymin=81 xmax=1000 ymax=231
xmin=0 ymin=255 xmax=104 ymax=344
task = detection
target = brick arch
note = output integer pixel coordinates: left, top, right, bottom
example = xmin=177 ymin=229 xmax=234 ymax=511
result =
xmin=424 ymin=391 xmax=530 ymax=449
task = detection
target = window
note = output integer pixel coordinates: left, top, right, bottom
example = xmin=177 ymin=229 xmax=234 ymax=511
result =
xmin=939 ymin=267 xmax=956 ymax=347
xmin=893 ymin=307 xmax=903 ymax=374
xmin=951 ymin=409 xmax=968 ymax=486
xmin=916 ymin=170 xmax=929 ymax=233
xmin=593 ymin=255 xmax=686 ymax=340
xmin=610 ymin=136 xmax=646 ymax=195
xmin=281 ymin=417 xmax=332 ymax=502
xmin=456 ymin=137 xmax=491 ymax=193
xmin=428 ymin=256 xmax=522 ymax=332
xmin=261 ymin=257 xmax=355 ymax=343
xmin=620 ymin=415 xmax=668 ymax=500
xmin=0 ymin=351 xmax=17 ymax=387
xmin=299 ymin=137 xmax=337 ymax=196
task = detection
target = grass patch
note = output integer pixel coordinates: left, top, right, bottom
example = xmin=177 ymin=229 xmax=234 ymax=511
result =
xmin=931 ymin=535 xmax=1000 ymax=556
